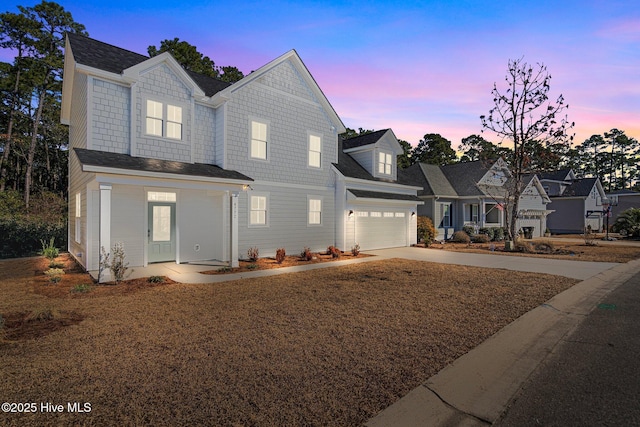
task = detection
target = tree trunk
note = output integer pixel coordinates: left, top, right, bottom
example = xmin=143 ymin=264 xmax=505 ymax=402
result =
xmin=0 ymin=67 xmax=21 ymax=192
xmin=24 ymin=87 xmax=45 ymax=209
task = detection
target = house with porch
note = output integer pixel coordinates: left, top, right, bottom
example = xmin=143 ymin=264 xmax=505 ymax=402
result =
xmin=399 ymin=159 xmax=552 ymax=240
xmin=538 ymin=170 xmax=607 ymax=233
xmin=61 ymin=34 xmax=420 ymax=280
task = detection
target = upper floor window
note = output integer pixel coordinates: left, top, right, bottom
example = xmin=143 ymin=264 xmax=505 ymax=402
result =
xmin=145 ymin=99 xmax=182 ymax=140
xmin=308 ymin=134 xmax=322 ymax=168
xmin=378 ymin=152 xmax=392 ymax=175
xmin=251 ymin=120 xmax=268 ymax=160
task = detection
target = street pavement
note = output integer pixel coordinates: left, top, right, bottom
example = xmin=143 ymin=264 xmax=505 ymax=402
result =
xmin=366 ymin=257 xmax=640 ymax=427
xmin=494 ymin=268 xmax=640 ymax=426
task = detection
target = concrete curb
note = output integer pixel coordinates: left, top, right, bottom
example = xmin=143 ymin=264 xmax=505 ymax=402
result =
xmin=366 ymin=259 xmax=640 ymax=427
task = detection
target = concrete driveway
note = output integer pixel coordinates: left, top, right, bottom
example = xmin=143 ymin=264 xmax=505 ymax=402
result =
xmin=368 ymin=247 xmax=618 ymax=280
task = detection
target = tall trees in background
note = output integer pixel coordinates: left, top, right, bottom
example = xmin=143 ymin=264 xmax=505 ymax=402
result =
xmin=0 ymin=1 xmax=86 ymax=207
xmin=148 ymin=38 xmax=244 ymax=83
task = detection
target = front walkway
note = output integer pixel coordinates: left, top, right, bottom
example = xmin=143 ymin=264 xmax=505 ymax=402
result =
xmin=122 ymin=246 xmax=618 ymax=283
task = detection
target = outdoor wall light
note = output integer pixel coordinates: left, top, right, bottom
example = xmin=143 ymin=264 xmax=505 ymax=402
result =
xmin=348 ymin=210 xmax=354 ymax=217
xmin=411 ymin=212 xmax=416 ymax=217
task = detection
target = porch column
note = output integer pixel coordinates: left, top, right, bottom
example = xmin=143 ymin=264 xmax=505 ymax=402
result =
xmin=230 ymin=192 xmax=239 ymax=268
xmin=99 ymin=183 xmax=112 ymax=283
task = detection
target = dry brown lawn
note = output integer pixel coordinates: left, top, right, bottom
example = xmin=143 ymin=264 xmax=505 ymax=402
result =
xmin=1 ymin=254 xmax=577 ymax=426
xmin=431 ymin=240 xmax=640 ymax=263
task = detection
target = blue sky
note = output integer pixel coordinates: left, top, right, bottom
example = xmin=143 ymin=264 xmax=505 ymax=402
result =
xmin=3 ymin=0 xmax=639 ymax=147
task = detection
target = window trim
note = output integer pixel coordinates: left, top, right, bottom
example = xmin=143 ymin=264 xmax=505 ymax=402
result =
xmin=308 ymin=132 xmax=322 ymax=169
xmin=143 ymin=97 xmax=185 ymax=142
xmin=74 ymin=192 xmax=81 ymax=244
xmin=307 ymin=196 xmax=323 ymax=226
xmin=248 ymin=193 xmax=269 ymax=228
xmin=441 ymin=203 xmax=452 ymax=228
xmin=378 ymin=151 xmax=393 ymax=176
xmin=249 ymin=118 xmax=270 ymax=161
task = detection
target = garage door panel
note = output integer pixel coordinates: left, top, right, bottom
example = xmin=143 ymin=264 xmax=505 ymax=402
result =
xmin=355 ymin=213 xmax=407 ymax=250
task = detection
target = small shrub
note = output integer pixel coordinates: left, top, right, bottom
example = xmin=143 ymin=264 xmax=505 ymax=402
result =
xmin=492 ymin=227 xmax=505 ymax=241
xmin=612 ymin=208 xmax=640 ymax=237
xmin=417 ymin=216 xmax=436 ymax=245
xmin=327 ymin=245 xmax=341 ymax=258
xmin=582 ymin=225 xmax=597 ymax=246
xmin=478 ymin=227 xmax=495 ymax=241
xmin=49 ymin=261 xmax=65 ymax=269
xmin=351 ymin=243 xmax=360 ymax=257
xmin=40 ymin=237 xmax=59 ymax=260
xmin=532 ymin=240 xmax=555 ymax=254
xmin=247 ymin=246 xmax=259 ymax=262
xmin=148 ymin=276 xmax=165 ymax=283
xmin=275 ymin=248 xmax=286 ymax=264
xmin=450 ymin=230 xmax=471 ymax=243
xmin=71 ymin=284 xmax=92 ymax=293
xmin=300 ymin=247 xmax=313 ymax=261
xmin=110 ymin=242 xmax=129 ymax=283
xmin=462 ymin=225 xmax=475 ymax=236
xmin=218 ymin=266 xmax=232 ymax=273
xmin=246 ymin=264 xmax=258 ymax=270
xmin=472 ymin=233 xmax=490 ymax=243
xmin=44 ymin=268 xmax=65 ymax=284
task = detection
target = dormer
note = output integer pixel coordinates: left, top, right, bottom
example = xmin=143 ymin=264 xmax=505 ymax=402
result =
xmin=342 ymin=129 xmax=402 ymax=181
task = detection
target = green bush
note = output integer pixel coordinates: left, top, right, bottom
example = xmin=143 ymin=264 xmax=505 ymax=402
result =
xmin=462 ymin=225 xmax=475 ymax=236
xmin=492 ymin=227 xmax=505 ymax=241
xmin=0 ymin=190 xmax=67 ymax=259
xmin=478 ymin=227 xmax=495 ymax=241
xmin=613 ymin=208 xmax=640 ymax=237
xmin=40 ymin=237 xmax=59 ymax=260
xmin=450 ymin=230 xmax=471 ymax=243
xmin=0 ymin=217 xmax=67 ymax=259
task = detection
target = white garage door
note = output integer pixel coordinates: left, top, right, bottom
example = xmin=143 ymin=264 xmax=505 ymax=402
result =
xmin=355 ymin=211 xmax=407 ymax=250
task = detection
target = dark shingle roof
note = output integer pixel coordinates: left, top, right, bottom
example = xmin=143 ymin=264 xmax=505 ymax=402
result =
xmin=333 ymin=145 xmax=378 ymax=181
xmin=553 ymin=178 xmax=597 ymax=197
xmin=67 ymin=33 xmax=231 ymax=97
xmin=348 ymin=189 xmax=421 ymax=202
xmin=67 ymin=33 xmax=148 ymax=74
xmin=440 ymin=161 xmax=490 ymax=196
xmin=342 ymin=129 xmax=389 ymax=150
xmin=74 ymin=148 xmax=252 ymax=182
xmin=539 ymin=169 xmax=573 ymax=181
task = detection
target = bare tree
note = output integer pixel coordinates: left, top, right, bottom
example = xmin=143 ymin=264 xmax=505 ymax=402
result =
xmin=480 ymin=58 xmax=573 ymax=240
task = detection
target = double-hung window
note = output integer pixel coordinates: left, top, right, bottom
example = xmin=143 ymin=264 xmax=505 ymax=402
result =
xmin=145 ymin=99 xmax=182 ymax=140
xmin=249 ymin=195 xmax=268 ymax=226
xmin=308 ymin=198 xmax=322 ymax=225
xmin=378 ymin=152 xmax=392 ymax=175
xmin=308 ymin=133 xmax=322 ymax=168
xmin=441 ymin=203 xmax=452 ymax=227
xmin=74 ymin=192 xmax=81 ymax=243
xmin=251 ymin=120 xmax=268 ymax=160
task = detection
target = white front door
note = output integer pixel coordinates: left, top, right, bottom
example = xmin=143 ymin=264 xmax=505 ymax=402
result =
xmin=148 ymin=202 xmax=176 ymax=263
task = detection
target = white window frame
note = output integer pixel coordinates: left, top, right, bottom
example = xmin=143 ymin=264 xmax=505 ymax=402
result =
xmin=378 ymin=151 xmax=393 ymax=175
xmin=308 ymin=132 xmax=322 ymax=168
xmin=370 ymin=211 xmax=382 ymax=218
xmin=484 ymin=203 xmax=501 ymax=224
xmin=395 ymin=212 xmax=405 ymax=218
xmin=250 ymin=118 xmax=269 ymax=161
xmin=74 ymin=192 xmax=81 ymax=244
xmin=248 ymin=193 xmax=269 ymax=227
xmin=308 ymin=196 xmax=322 ymax=226
xmin=144 ymin=98 xmax=183 ymax=141
xmin=356 ymin=211 xmax=369 ymax=217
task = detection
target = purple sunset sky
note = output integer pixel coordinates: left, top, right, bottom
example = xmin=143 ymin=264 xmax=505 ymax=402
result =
xmin=3 ymin=0 xmax=639 ymax=148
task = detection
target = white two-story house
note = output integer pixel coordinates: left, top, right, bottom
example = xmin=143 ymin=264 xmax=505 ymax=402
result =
xmin=61 ymin=34 xmax=420 ymax=280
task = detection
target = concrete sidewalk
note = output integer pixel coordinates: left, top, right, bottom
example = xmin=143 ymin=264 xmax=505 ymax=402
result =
xmin=366 ymin=258 xmax=640 ymax=427
xmin=123 ymin=246 xmax=618 ymax=283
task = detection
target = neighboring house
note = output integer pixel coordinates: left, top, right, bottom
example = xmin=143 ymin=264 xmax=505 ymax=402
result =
xmin=333 ymin=130 xmax=422 ymax=251
xmin=61 ymin=34 xmax=420 ymax=280
xmin=606 ymin=189 xmax=640 ymax=223
xmin=399 ymin=159 xmax=552 ymax=240
xmin=539 ymin=170 xmax=607 ymax=233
